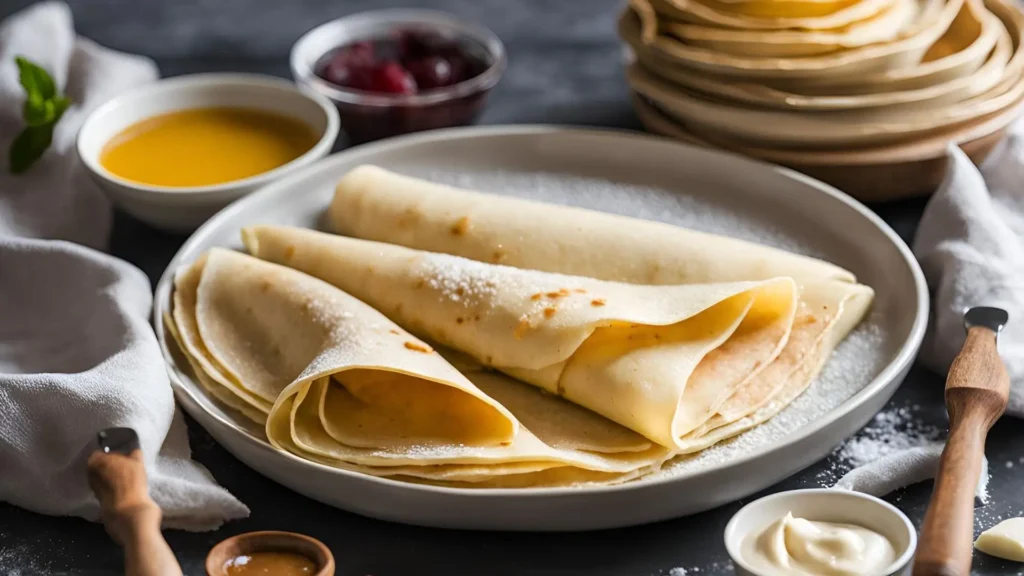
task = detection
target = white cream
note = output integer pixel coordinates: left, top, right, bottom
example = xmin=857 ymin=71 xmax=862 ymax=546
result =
xmin=742 ymin=512 xmax=897 ymax=576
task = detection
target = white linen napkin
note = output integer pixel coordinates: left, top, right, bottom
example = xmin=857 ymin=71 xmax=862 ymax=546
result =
xmin=0 ymin=1 xmax=248 ymax=531
xmin=914 ymin=139 xmax=1024 ymax=416
xmin=833 ymin=443 xmax=989 ymax=503
xmin=832 ymin=128 xmax=1023 ymax=500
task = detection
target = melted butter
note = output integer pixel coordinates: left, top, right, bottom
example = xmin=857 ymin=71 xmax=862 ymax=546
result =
xmin=223 ymin=551 xmax=317 ymax=575
xmin=742 ymin=512 xmax=896 ymax=576
xmin=100 ymin=107 xmax=319 ymax=187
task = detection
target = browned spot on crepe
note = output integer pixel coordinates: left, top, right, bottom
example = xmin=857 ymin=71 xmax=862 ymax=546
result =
xmin=450 ymin=216 xmax=471 ymax=236
xmin=404 ymin=341 xmax=432 ymax=353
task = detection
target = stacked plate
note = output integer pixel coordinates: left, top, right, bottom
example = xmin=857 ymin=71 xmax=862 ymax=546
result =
xmin=620 ymin=0 xmax=1024 ymax=200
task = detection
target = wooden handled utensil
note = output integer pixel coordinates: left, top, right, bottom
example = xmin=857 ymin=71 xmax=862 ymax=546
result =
xmin=913 ymin=306 xmax=1010 ymax=576
xmin=86 ymin=427 xmax=183 ymax=576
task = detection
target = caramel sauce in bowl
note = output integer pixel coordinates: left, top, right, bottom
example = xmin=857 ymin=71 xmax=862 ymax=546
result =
xmin=206 ymin=531 xmax=334 ymax=576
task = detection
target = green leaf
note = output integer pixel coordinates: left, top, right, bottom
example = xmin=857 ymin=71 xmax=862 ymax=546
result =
xmin=22 ymin=95 xmax=51 ymax=126
xmin=15 ymin=55 xmax=56 ymax=101
xmin=23 ymin=95 xmax=72 ymax=127
xmin=9 ymin=57 xmax=69 ymax=174
xmin=51 ymin=95 xmax=71 ymax=121
xmin=9 ymin=124 xmax=54 ymax=174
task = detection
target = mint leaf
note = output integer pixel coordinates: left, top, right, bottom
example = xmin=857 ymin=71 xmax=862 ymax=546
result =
xmin=15 ymin=56 xmax=56 ymax=101
xmin=9 ymin=57 xmax=69 ymax=174
xmin=23 ymin=94 xmax=71 ymax=127
xmin=52 ymin=95 xmax=70 ymax=119
xmin=23 ymin=95 xmax=51 ymax=126
xmin=9 ymin=124 xmax=54 ymax=174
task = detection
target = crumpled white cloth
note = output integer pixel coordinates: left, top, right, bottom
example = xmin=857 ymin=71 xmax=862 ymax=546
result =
xmin=834 ymin=443 xmax=989 ymax=503
xmin=914 ymin=137 xmax=1024 ymax=416
xmin=832 ymin=128 xmax=1024 ymax=500
xmin=0 ymin=2 xmax=247 ymax=531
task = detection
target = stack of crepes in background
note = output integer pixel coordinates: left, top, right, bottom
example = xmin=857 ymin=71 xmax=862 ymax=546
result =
xmin=165 ymin=165 xmax=874 ymax=488
xmin=619 ymin=0 xmax=1024 ymax=199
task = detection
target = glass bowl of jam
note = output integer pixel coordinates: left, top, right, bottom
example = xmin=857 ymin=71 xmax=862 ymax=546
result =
xmin=290 ymin=9 xmax=505 ymax=144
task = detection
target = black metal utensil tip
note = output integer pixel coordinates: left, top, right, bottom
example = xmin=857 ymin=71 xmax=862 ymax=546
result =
xmin=96 ymin=427 xmax=140 ymax=455
xmin=964 ymin=307 xmax=1009 ymax=334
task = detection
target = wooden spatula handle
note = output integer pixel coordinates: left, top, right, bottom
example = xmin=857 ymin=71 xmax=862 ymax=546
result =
xmin=914 ymin=411 xmax=987 ymax=576
xmin=87 ymin=448 xmax=182 ymax=576
xmin=914 ymin=326 xmax=1007 ymax=576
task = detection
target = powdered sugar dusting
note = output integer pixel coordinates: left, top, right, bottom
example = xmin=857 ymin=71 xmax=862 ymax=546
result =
xmin=420 ymin=253 xmax=501 ymax=306
xmin=837 ymin=407 xmax=940 ymax=467
xmin=814 ymin=402 xmax=943 ymax=488
xmin=0 ymin=533 xmax=45 ymax=575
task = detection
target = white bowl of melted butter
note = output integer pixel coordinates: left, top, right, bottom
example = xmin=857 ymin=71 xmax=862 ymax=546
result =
xmin=725 ymin=489 xmax=917 ymax=576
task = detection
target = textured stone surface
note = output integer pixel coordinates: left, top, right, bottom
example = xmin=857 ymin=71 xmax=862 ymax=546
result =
xmin=0 ymin=1 xmax=1021 ymax=575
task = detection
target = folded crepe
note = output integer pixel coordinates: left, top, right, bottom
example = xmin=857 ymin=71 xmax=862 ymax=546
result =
xmin=243 ymin=226 xmax=803 ymax=449
xmin=167 ymin=248 xmax=672 ymax=486
xmin=327 ymin=165 xmax=855 ymax=284
xmin=321 ymin=165 xmax=874 ymax=447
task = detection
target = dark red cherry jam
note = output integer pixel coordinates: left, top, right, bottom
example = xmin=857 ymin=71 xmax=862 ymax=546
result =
xmin=315 ymin=29 xmax=490 ymax=96
xmin=312 ymin=28 xmax=496 ymax=144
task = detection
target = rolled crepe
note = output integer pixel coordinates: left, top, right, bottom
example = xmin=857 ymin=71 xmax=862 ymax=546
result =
xmin=328 ymin=164 xmax=855 ymax=284
xmin=323 ymin=166 xmax=873 ymax=442
xmin=168 ymin=248 xmax=671 ymax=486
xmin=243 ymin=226 xmax=800 ymax=449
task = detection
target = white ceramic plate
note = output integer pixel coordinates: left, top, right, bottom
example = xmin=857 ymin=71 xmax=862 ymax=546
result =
xmin=154 ymin=126 xmax=928 ymax=531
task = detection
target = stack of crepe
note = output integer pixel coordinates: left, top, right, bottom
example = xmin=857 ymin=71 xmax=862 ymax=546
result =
xmin=166 ymin=165 xmax=874 ymax=488
xmin=619 ymin=0 xmax=1024 ymax=198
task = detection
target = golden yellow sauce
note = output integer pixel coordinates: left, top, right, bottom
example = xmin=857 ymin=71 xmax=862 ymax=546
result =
xmin=100 ymin=107 xmax=319 ymax=187
xmin=223 ymin=551 xmax=318 ymax=576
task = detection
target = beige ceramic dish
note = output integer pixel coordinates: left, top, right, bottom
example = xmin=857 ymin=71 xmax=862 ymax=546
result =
xmin=649 ymin=0 xmax=897 ymax=30
xmin=794 ymin=0 xmax=1001 ymax=91
xmin=628 ymin=58 xmax=1023 ymax=147
xmin=628 ymin=0 xmax=1000 ymax=94
xmin=632 ymin=93 xmax=1021 ymax=200
xmin=665 ymin=0 xmax=920 ymax=58
xmin=622 ymin=0 xmax=962 ymax=80
xmin=630 ymin=0 xmax=1009 ymax=111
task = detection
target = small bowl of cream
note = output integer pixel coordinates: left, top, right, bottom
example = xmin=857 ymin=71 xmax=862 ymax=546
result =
xmin=724 ymin=489 xmax=917 ymax=576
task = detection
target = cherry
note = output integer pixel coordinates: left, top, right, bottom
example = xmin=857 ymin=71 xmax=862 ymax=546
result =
xmin=368 ymin=62 xmax=417 ymax=94
xmin=405 ymin=56 xmax=454 ymax=90
xmin=315 ymin=32 xmax=490 ymax=95
xmin=397 ymin=29 xmax=446 ymax=61
xmin=320 ymin=41 xmax=375 ymax=87
xmin=342 ymin=41 xmax=374 ymax=64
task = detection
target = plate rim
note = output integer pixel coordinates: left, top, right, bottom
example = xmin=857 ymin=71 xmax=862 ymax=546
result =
xmin=153 ymin=123 xmax=929 ymax=498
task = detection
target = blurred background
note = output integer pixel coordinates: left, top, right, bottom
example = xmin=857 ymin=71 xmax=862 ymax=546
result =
xmin=0 ymin=0 xmax=639 ymax=128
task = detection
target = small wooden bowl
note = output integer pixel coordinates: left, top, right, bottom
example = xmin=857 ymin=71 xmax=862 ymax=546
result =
xmin=206 ymin=531 xmax=335 ymax=576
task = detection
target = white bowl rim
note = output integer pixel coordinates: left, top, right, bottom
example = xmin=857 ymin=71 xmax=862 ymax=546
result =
xmin=723 ymin=488 xmax=918 ymax=575
xmin=76 ymin=72 xmax=341 ymax=196
xmin=152 ymin=124 xmax=930 ymax=499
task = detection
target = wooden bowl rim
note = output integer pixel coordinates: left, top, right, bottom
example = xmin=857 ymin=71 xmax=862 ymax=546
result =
xmin=205 ymin=530 xmax=335 ymax=576
xmin=632 ymin=91 xmax=1022 ymax=164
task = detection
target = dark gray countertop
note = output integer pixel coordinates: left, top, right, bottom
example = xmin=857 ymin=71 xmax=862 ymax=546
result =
xmin=1 ymin=1 xmax=1022 ymax=574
